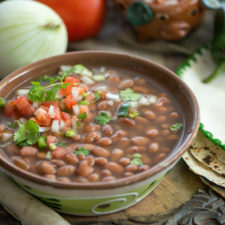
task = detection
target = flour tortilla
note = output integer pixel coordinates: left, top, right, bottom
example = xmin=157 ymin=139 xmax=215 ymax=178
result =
xmin=182 ymin=151 xmax=225 ymax=188
xmin=189 ymin=132 xmax=225 ymax=176
xmin=0 ymin=172 xmax=71 ymax=225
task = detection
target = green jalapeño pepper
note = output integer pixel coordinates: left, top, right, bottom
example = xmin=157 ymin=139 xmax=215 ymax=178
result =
xmin=203 ymin=3 xmax=225 ymax=83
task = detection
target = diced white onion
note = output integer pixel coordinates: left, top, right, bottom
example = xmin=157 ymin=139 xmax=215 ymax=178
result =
xmin=107 ymin=100 xmax=114 ymax=106
xmin=55 ymin=91 xmax=63 ymax=99
xmin=34 ymin=108 xmax=47 ymax=118
xmin=139 ymin=96 xmax=149 ymax=105
xmin=39 ymin=127 xmax=51 ymax=132
xmin=82 ymin=68 xmax=93 ymax=77
xmin=60 ymin=65 xmax=72 ymax=71
xmin=72 ymin=87 xmax=82 ymax=102
xmin=51 ymin=120 xmax=60 ymax=133
xmin=59 ymin=120 xmax=65 ymax=129
xmin=32 ymin=102 xmax=40 ymax=109
xmin=106 ymin=93 xmax=121 ymax=102
xmin=94 ymin=86 xmax=107 ymax=92
xmin=93 ymin=75 xmax=105 ymax=81
xmin=148 ymin=95 xmax=158 ymax=104
xmin=1 ymin=133 xmax=13 ymax=142
xmin=130 ymin=102 xmax=139 ymax=108
xmin=100 ymin=66 xmax=106 ymax=73
xmin=73 ymin=105 xmax=80 ymax=116
xmin=81 ymin=76 xmax=94 ymax=85
xmin=48 ymin=105 xmax=55 ymax=119
xmin=16 ymin=89 xmax=29 ymax=96
xmin=18 ymin=118 xmax=27 ymax=124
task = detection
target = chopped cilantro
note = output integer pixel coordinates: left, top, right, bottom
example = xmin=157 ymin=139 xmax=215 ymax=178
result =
xmin=128 ymin=111 xmax=139 ymax=118
xmin=131 ymin=153 xmax=143 ymax=166
xmin=64 ymin=129 xmax=76 ymax=138
xmin=120 ymin=88 xmax=142 ymax=101
xmin=79 ymin=100 xmax=90 ymax=106
xmin=78 ymin=112 xmax=87 ymax=120
xmin=14 ymin=120 xmax=39 ymax=146
xmin=170 ymin=123 xmax=183 ymax=131
xmin=75 ymin=147 xmax=90 ymax=155
xmin=94 ymin=92 xmax=101 ymax=101
xmin=96 ymin=112 xmax=111 ymax=125
xmin=56 ymin=141 xmax=67 ymax=147
xmin=49 ymin=143 xmax=57 ymax=150
xmin=82 ymin=93 xmax=88 ymax=99
xmin=118 ymin=102 xmax=130 ymax=117
xmin=7 ymin=121 xmax=17 ymax=129
xmin=71 ymin=64 xmax=86 ymax=75
xmin=0 ymin=97 xmax=5 ymax=107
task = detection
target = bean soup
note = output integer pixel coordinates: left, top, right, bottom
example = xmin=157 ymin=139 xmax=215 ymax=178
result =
xmin=0 ymin=65 xmax=183 ymax=183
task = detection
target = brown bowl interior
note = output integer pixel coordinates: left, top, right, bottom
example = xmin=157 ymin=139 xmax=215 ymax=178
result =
xmin=0 ymin=51 xmax=200 ymax=189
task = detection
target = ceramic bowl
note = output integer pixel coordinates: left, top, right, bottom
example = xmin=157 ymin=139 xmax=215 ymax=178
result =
xmin=0 ymin=51 xmax=200 ymax=216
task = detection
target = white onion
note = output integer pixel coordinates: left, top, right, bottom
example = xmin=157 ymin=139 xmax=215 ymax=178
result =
xmin=73 ymin=105 xmax=80 ymax=116
xmin=94 ymin=86 xmax=107 ymax=92
xmin=107 ymin=100 xmax=114 ymax=106
xmin=0 ymin=1 xmax=68 ymax=77
xmin=48 ymin=105 xmax=55 ymax=118
xmin=32 ymin=102 xmax=40 ymax=109
xmin=106 ymin=93 xmax=121 ymax=102
xmin=139 ymin=96 xmax=149 ymax=105
xmin=72 ymin=87 xmax=82 ymax=102
xmin=81 ymin=76 xmax=94 ymax=85
xmin=51 ymin=120 xmax=60 ymax=133
xmin=59 ymin=120 xmax=65 ymax=129
xmin=93 ymin=75 xmax=105 ymax=81
xmin=148 ymin=95 xmax=158 ymax=104
xmin=16 ymin=89 xmax=29 ymax=96
xmin=60 ymin=65 xmax=72 ymax=71
xmin=39 ymin=127 xmax=51 ymax=132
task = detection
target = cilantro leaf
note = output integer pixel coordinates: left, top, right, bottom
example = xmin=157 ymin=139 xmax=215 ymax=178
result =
xmin=170 ymin=123 xmax=183 ymax=131
xmin=120 ymin=88 xmax=142 ymax=101
xmin=131 ymin=153 xmax=143 ymax=166
xmin=78 ymin=112 xmax=87 ymax=120
xmin=7 ymin=121 xmax=17 ymax=129
xmin=132 ymin=153 xmax=142 ymax=158
xmin=96 ymin=112 xmax=111 ymax=125
xmin=75 ymin=147 xmax=90 ymax=155
xmin=79 ymin=100 xmax=90 ymax=106
xmin=14 ymin=120 xmax=39 ymax=146
xmin=94 ymin=92 xmax=102 ymax=101
xmin=128 ymin=111 xmax=139 ymax=118
xmin=56 ymin=141 xmax=67 ymax=147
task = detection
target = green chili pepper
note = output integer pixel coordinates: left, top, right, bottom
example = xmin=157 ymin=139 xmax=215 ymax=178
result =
xmin=203 ymin=3 xmax=225 ymax=83
xmin=118 ymin=102 xmax=130 ymax=117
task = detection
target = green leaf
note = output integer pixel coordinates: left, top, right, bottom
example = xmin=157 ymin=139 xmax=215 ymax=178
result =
xmin=78 ymin=112 xmax=87 ymax=120
xmin=14 ymin=120 xmax=39 ymax=146
xmin=72 ymin=64 xmax=86 ymax=74
xmin=79 ymin=100 xmax=90 ymax=106
xmin=94 ymin=92 xmax=101 ymax=101
xmin=56 ymin=141 xmax=67 ymax=147
xmin=120 ymin=88 xmax=142 ymax=101
xmin=0 ymin=97 xmax=6 ymax=107
xmin=96 ymin=112 xmax=111 ymax=125
xmin=75 ymin=147 xmax=90 ymax=155
xmin=37 ymin=136 xmax=47 ymax=149
xmin=7 ymin=121 xmax=17 ymax=129
xmin=170 ymin=123 xmax=183 ymax=131
xmin=131 ymin=158 xmax=143 ymax=166
xmin=132 ymin=153 xmax=142 ymax=158
xmin=118 ymin=102 xmax=130 ymax=117
xmin=64 ymin=129 xmax=76 ymax=138
xmin=128 ymin=111 xmax=139 ymax=118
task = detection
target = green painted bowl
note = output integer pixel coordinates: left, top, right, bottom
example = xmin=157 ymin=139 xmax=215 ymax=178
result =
xmin=0 ymin=51 xmax=200 ymax=215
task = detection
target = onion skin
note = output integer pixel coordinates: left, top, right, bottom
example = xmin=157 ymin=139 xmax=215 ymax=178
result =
xmin=0 ymin=0 xmax=68 ymax=78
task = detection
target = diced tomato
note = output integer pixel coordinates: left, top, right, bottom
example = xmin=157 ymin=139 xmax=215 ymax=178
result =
xmin=72 ymin=87 xmax=85 ymax=96
xmin=40 ymin=106 xmax=49 ymax=112
xmin=34 ymin=107 xmax=52 ymax=126
xmin=65 ymin=95 xmax=76 ymax=110
xmin=60 ymin=76 xmax=80 ymax=96
xmin=101 ymin=91 xmax=106 ymax=100
xmin=47 ymin=135 xmax=57 ymax=145
xmin=85 ymin=92 xmax=95 ymax=103
xmin=42 ymin=100 xmax=59 ymax=107
xmin=52 ymin=147 xmax=68 ymax=159
xmin=16 ymin=96 xmax=35 ymax=117
xmin=54 ymin=106 xmax=61 ymax=121
xmin=4 ymin=100 xmax=17 ymax=118
xmin=79 ymin=105 xmax=89 ymax=117
xmin=61 ymin=112 xmax=71 ymax=121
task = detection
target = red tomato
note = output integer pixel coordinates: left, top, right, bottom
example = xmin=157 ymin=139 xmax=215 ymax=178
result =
xmin=16 ymin=96 xmax=35 ymax=117
xmin=37 ymin=0 xmax=106 ymax=41
xmin=61 ymin=112 xmax=71 ymax=121
xmin=64 ymin=76 xmax=80 ymax=84
xmin=53 ymin=106 xmax=61 ymax=121
xmin=60 ymin=76 xmax=80 ymax=96
xmin=42 ymin=100 xmax=59 ymax=107
xmin=4 ymin=100 xmax=17 ymax=118
xmin=34 ymin=107 xmax=52 ymax=126
xmin=65 ymin=95 xmax=76 ymax=110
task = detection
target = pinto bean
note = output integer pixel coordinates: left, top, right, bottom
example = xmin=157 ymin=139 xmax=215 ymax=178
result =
xmin=144 ymin=111 xmax=156 ymax=120
xmin=51 ymin=159 xmax=65 ymax=167
xmin=127 ymin=146 xmax=147 ymax=154
xmin=118 ymin=137 xmax=131 ymax=148
xmin=20 ymin=146 xmax=38 ymax=157
xmin=105 ymin=162 xmax=124 ymax=174
xmin=71 ymin=134 xmax=81 ymax=141
xmin=110 ymin=149 xmax=124 ymax=162
xmin=97 ymin=101 xmax=110 ymax=110
xmin=78 ymin=154 xmax=86 ymax=160
xmin=139 ymin=165 xmax=149 ymax=172
xmin=170 ymin=112 xmax=179 ymax=119
xmin=44 ymin=174 xmax=56 ymax=180
xmin=132 ymin=86 xmax=149 ymax=94
xmin=111 ymin=130 xmax=127 ymax=142
xmin=56 ymin=165 xmax=75 ymax=177
xmin=146 ymin=128 xmax=159 ymax=137
xmin=155 ymin=97 xmax=169 ymax=108
xmin=161 ymin=123 xmax=170 ymax=129
xmin=161 ymin=129 xmax=170 ymax=136
xmin=131 ymin=136 xmax=150 ymax=146
xmin=5 ymin=144 xmax=19 ymax=155
xmin=134 ymin=76 xmax=146 ymax=85
xmin=95 ymin=157 xmax=108 ymax=165
xmin=119 ymin=118 xmax=135 ymax=127
xmin=149 ymin=143 xmax=159 ymax=154
xmin=124 ymin=172 xmax=134 ymax=177
xmin=52 ymin=147 xmax=68 ymax=159
xmin=141 ymin=154 xmax=151 ymax=164
xmin=135 ymin=116 xmax=149 ymax=124
xmin=119 ymin=157 xmax=131 ymax=166
xmin=107 ymin=73 xmax=120 ymax=84
xmin=37 ymin=152 xmax=46 ymax=159
xmin=88 ymin=173 xmax=100 ymax=182
xmin=102 ymin=124 xmax=114 ymax=136
xmin=81 ymin=131 xmax=101 ymax=143
xmin=92 ymin=146 xmax=110 ymax=157
xmin=77 ymin=160 xmax=93 ymax=177
xmin=102 ymin=169 xmax=112 ymax=177
xmin=64 ymin=152 xmax=78 ymax=165
xmin=74 ymin=144 xmax=95 ymax=151
xmin=86 ymin=155 xmax=95 ymax=166
xmin=83 ymin=124 xmax=96 ymax=132
xmin=155 ymin=115 xmax=166 ymax=123
xmin=156 ymin=106 xmax=167 ymax=113
xmin=125 ymin=164 xmax=138 ymax=172
xmin=36 ymin=161 xmax=55 ymax=175
xmin=12 ymin=157 xmax=29 ymax=170
xmin=96 ymin=137 xmax=112 ymax=146
xmin=118 ymin=79 xmax=134 ymax=89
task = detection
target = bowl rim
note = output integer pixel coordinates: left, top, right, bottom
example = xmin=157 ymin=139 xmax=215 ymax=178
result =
xmin=0 ymin=50 xmax=200 ymax=190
